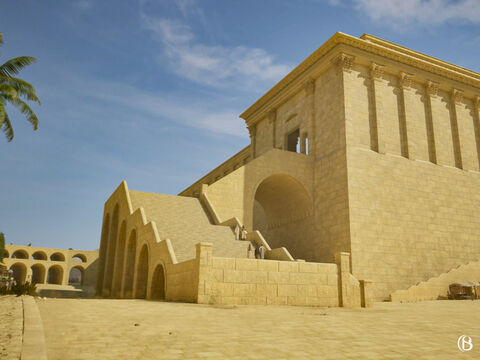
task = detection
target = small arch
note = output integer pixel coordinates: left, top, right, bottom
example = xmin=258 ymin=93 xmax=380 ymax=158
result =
xmin=10 ymin=263 xmax=27 ymax=285
xmin=47 ymin=265 xmax=64 ymax=285
xmin=50 ymin=252 xmax=66 ymax=261
xmin=72 ymin=254 xmax=87 ymax=263
xmin=150 ymin=264 xmax=166 ymax=300
xmin=134 ymin=244 xmax=149 ymax=299
xmin=31 ymin=264 xmax=46 ymax=284
xmin=103 ymin=203 xmax=120 ymax=295
xmin=97 ymin=212 xmax=110 ymax=295
xmin=69 ymin=266 xmax=85 ymax=286
xmin=112 ymin=221 xmax=127 ymax=297
xmin=11 ymin=249 xmax=28 ymax=259
xmin=31 ymin=251 xmax=48 ymax=260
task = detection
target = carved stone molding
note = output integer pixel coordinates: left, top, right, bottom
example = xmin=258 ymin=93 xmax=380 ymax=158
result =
xmin=426 ymin=81 xmax=439 ymax=96
xmin=398 ymin=72 xmax=413 ymax=89
xmin=451 ymin=88 xmax=464 ymax=104
xmin=332 ymin=53 xmax=355 ymax=74
xmin=370 ymin=63 xmax=385 ymax=80
xmin=268 ymin=108 xmax=277 ymax=124
xmin=247 ymin=124 xmax=256 ymax=138
xmin=304 ymin=78 xmax=315 ymax=95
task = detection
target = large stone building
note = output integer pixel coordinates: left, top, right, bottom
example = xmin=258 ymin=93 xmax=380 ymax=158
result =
xmin=97 ymin=32 xmax=480 ymax=305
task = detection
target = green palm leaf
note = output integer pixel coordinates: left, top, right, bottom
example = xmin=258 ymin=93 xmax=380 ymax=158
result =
xmin=0 ymin=111 xmax=14 ymax=142
xmin=0 ymin=76 xmax=40 ymax=104
xmin=10 ymin=98 xmax=38 ymax=130
xmin=0 ymin=56 xmax=37 ymax=77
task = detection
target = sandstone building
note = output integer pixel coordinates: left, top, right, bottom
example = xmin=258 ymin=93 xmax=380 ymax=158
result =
xmin=97 ymin=33 xmax=480 ymax=305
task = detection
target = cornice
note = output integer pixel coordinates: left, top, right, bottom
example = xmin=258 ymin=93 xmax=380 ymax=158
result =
xmin=240 ymin=32 xmax=480 ymax=125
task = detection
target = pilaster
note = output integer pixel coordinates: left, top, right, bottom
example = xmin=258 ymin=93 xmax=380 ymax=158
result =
xmin=268 ymin=108 xmax=277 ymax=149
xmin=304 ymin=78 xmax=315 ymax=157
xmin=424 ymin=80 xmax=438 ymax=164
xmin=449 ymin=88 xmax=463 ymax=169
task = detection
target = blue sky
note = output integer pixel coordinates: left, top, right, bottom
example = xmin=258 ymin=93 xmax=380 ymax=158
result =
xmin=1 ymin=0 xmax=479 ymax=250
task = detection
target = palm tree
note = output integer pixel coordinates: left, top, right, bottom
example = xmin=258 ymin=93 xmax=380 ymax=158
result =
xmin=0 ymin=33 xmax=40 ymax=142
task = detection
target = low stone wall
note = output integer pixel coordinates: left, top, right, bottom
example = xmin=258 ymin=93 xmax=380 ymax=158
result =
xmin=193 ymin=243 xmax=370 ymax=307
xmin=165 ymin=259 xmax=198 ymax=303
xmin=390 ymin=259 xmax=480 ymax=302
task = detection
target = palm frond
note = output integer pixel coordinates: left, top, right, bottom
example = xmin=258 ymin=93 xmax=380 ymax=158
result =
xmin=0 ymin=56 xmax=37 ymax=77
xmin=10 ymin=97 xmax=38 ymax=130
xmin=0 ymin=111 xmax=13 ymax=142
xmin=0 ymin=76 xmax=40 ymax=104
xmin=0 ymin=98 xmax=5 ymax=128
xmin=0 ymin=83 xmax=18 ymax=99
xmin=0 ymin=33 xmax=3 ymax=45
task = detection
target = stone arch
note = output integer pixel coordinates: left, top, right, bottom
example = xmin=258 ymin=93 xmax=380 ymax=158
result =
xmin=134 ymin=244 xmax=149 ymax=299
xmin=122 ymin=229 xmax=137 ymax=298
xmin=150 ymin=263 xmax=166 ymax=300
xmin=112 ymin=221 xmax=127 ymax=297
xmin=12 ymin=249 xmax=28 ymax=259
xmin=31 ymin=251 xmax=48 ymax=260
xmin=47 ymin=265 xmax=64 ymax=285
xmin=103 ymin=204 xmax=120 ymax=296
xmin=31 ymin=264 xmax=46 ymax=284
xmin=97 ymin=213 xmax=110 ymax=295
xmin=50 ymin=252 xmax=66 ymax=261
xmin=252 ymin=173 xmax=314 ymax=260
xmin=72 ymin=254 xmax=87 ymax=263
xmin=10 ymin=263 xmax=27 ymax=285
xmin=69 ymin=266 xmax=85 ymax=286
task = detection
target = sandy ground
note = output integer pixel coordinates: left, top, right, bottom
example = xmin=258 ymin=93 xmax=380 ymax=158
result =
xmin=37 ymin=298 xmax=480 ymax=360
xmin=0 ymin=296 xmax=23 ymax=360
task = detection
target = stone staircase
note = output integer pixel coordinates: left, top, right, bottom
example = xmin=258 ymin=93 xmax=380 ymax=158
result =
xmin=129 ymin=191 xmax=251 ymax=262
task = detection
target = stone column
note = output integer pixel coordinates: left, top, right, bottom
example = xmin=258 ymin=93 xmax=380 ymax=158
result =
xmin=370 ymin=63 xmax=387 ymax=154
xmin=196 ymin=242 xmax=213 ymax=304
xmin=300 ymin=132 xmax=307 ymax=154
xmin=304 ymin=78 xmax=315 ymax=157
xmin=397 ymin=72 xmax=411 ymax=158
xmin=360 ymin=280 xmax=373 ymax=308
xmin=424 ymin=81 xmax=438 ymax=164
xmin=248 ymin=124 xmax=256 ymax=159
xmin=334 ymin=252 xmax=360 ymax=308
xmin=449 ymin=88 xmax=463 ymax=169
xmin=474 ymin=96 xmax=480 ymax=169
xmin=268 ymin=109 xmax=277 ymax=149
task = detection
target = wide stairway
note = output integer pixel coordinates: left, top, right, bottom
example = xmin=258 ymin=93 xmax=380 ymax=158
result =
xmin=129 ymin=191 xmax=251 ymax=262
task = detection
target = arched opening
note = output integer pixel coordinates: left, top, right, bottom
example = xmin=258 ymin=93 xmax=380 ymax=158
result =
xmin=69 ymin=266 xmax=84 ymax=286
xmin=72 ymin=254 xmax=87 ymax=263
xmin=11 ymin=249 xmax=28 ymax=259
xmin=31 ymin=251 xmax=48 ymax=260
xmin=150 ymin=264 xmax=166 ymax=300
xmin=112 ymin=221 xmax=127 ymax=297
xmin=97 ymin=213 xmax=110 ymax=295
xmin=253 ymin=174 xmax=314 ymax=260
xmin=103 ymin=204 xmax=120 ymax=296
xmin=10 ymin=263 xmax=27 ymax=285
xmin=50 ymin=252 xmax=65 ymax=261
xmin=123 ymin=229 xmax=137 ymax=298
xmin=47 ymin=265 xmax=64 ymax=285
xmin=31 ymin=264 xmax=46 ymax=284
xmin=134 ymin=244 xmax=149 ymax=299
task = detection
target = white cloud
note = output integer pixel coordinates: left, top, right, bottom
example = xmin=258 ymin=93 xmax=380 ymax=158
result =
xmin=140 ymin=13 xmax=291 ymax=89
xmin=351 ymin=0 xmax=480 ymax=25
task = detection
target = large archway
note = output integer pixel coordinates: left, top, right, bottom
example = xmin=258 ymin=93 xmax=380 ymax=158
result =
xmin=112 ymin=221 xmax=127 ymax=297
xmin=31 ymin=264 xmax=46 ymax=284
xmin=252 ymin=174 xmax=314 ymax=260
xmin=134 ymin=244 xmax=149 ymax=299
xmin=123 ymin=229 xmax=137 ymax=298
xmin=47 ymin=265 xmax=64 ymax=285
xmin=97 ymin=213 xmax=110 ymax=295
xmin=69 ymin=266 xmax=84 ymax=286
xmin=150 ymin=264 xmax=166 ymax=300
xmin=103 ymin=204 xmax=119 ymax=296
xmin=10 ymin=263 xmax=27 ymax=285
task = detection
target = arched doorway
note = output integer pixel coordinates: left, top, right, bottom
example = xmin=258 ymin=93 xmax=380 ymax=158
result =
xmin=10 ymin=263 xmax=27 ymax=285
xmin=103 ymin=204 xmax=120 ymax=296
xmin=69 ymin=266 xmax=84 ymax=286
xmin=134 ymin=244 xmax=149 ymax=299
xmin=112 ymin=221 xmax=127 ymax=297
xmin=31 ymin=251 xmax=47 ymax=260
xmin=123 ymin=229 xmax=137 ymax=298
xmin=253 ymin=174 xmax=314 ymax=260
xmin=50 ymin=252 xmax=65 ymax=261
xmin=47 ymin=265 xmax=64 ymax=285
xmin=12 ymin=249 xmax=28 ymax=259
xmin=31 ymin=264 xmax=46 ymax=284
xmin=150 ymin=264 xmax=166 ymax=300
xmin=97 ymin=213 xmax=110 ymax=295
